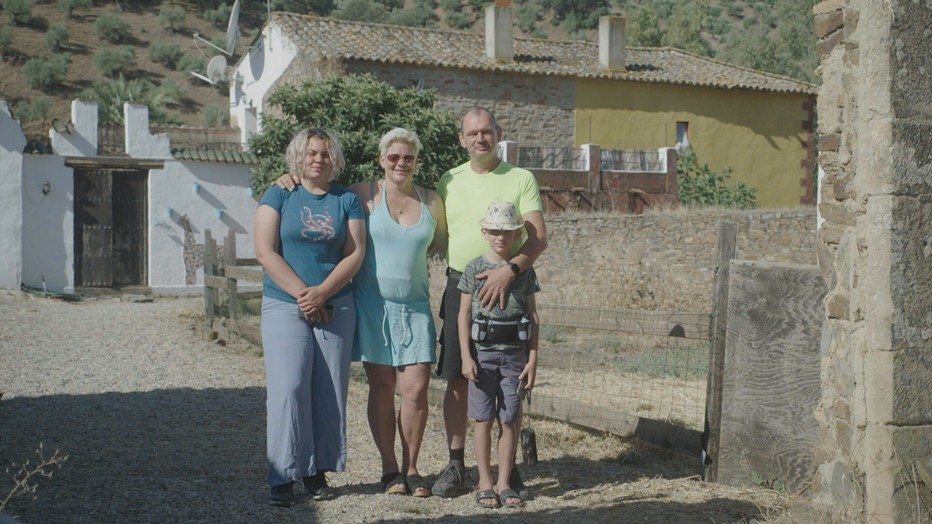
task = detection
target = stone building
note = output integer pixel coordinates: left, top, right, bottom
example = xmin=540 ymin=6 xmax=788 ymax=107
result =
xmin=230 ymin=6 xmax=817 ymax=208
xmin=813 ymin=1 xmax=932 ymax=522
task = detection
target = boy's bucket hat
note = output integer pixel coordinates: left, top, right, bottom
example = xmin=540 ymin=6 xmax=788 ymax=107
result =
xmin=479 ymin=201 xmax=524 ymax=230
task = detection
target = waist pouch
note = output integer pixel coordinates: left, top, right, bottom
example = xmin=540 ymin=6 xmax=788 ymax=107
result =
xmin=471 ymin=315 xmax=531 ymax=343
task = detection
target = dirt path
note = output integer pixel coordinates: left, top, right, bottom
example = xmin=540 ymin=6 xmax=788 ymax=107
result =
xmin=0 ymin=293 xmax=793 ymax=523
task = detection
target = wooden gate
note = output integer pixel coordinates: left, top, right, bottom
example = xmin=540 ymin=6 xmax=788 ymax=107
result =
xmin=74 ymin=168 xmax=148 ymax=288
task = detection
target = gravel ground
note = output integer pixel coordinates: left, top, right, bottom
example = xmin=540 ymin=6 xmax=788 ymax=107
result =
xmin=0 ymin=292 xmax=806 ymax=523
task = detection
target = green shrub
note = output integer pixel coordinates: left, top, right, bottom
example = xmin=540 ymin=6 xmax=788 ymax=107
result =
xmin=80 ymin=74 xmax=182 ymax=125
xmin=94 ymin=46 xmax=135 ymax=77
xmin=159 ymin=6 xmax=185 ymax=33
xmin=58 ymin=0 xmax=92 ymax=18
xmin=44 ymin=23 xmax=70 ymax=52
xmin=95 ymin=12 xmax=131 ymax=43
xmin=175 ymin=53 xmax=206 ymax=73
xmin=202 ymin=104 xmax=230 ymax=127
xmin=445 ymin=10 xmax=470 ymax=29
xmin=13 ymin=96 xmax=52 ymax=121
xmin=676 ymin=148 xmax=757 ymax=209
xmin=148 ymin=41 xmax=183 ymax=68
xmin=22 ymin=55 xmax=70 ymax=90
xmin=203 ymin=3 xmax=232 ymax=28
xmin=3 ymin=0 xmax=31 ymax=25
xmin=0 ymin=26 xmax=12 ymax=58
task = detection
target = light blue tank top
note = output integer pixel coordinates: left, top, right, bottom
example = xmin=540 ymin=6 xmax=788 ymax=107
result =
xmin=353 ymin=183 xmax=436 ymax=303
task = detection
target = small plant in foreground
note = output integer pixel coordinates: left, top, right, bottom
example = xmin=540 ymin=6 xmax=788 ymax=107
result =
xmin=0 ymin=443 xmax=69 ymax=511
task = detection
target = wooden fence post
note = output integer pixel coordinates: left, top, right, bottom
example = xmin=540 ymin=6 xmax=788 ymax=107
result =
xmin=204 ymin=229 xmax=216 ymax=324
xmin=225 ymin=229 xmax=238 ymax=323
xmin=703 ymin=220 xmax=737 ymax=482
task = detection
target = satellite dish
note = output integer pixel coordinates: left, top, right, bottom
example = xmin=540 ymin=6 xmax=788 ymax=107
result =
xmin=207 ymin=55 xmax=228 ymax=83
xmin=191 ymin=55 xmax=228 ymax=85
xmin=225 ymin=0 xmax=241 ymax=56
xmin=193 ymin=0 xmax=240 ymax=57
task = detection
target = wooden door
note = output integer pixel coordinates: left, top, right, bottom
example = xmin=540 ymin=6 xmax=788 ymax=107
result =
xmin=74 ymin=168 xmax=147 ymax=287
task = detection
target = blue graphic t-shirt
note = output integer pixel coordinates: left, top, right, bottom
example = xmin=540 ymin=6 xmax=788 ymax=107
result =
xmin=259 ymin=184 xmax=364 ymax=303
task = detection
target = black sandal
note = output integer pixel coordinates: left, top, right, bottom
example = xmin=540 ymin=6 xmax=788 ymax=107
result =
xmin=405 ymin=474 xmax=431 ymax=497
xmin=380 ymin=472 xmax=408 ymax=495
xmin=474 ymin=488 xmax=500 ymax=509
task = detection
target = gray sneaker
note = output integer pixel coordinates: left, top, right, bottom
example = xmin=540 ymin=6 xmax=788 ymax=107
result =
xmin=431 ymin=462 xmax=467 ymax=498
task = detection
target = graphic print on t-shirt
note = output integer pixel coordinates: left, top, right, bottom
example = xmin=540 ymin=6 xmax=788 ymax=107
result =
xmin=301 ymin=206 xmax=335 ymax=241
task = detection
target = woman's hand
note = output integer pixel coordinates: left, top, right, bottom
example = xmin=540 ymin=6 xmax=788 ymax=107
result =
xmin=297 ymin=286 xmax=329 ymax=321
xmin=462 ymin=357 xmax=478 ymax=382
xmin=272 ymin=173 xmax=301 ymax=191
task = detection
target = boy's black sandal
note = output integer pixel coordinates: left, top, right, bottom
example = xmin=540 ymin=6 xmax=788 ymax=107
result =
xmin=499 ymin=487 xmax=524 ymax=508
xmin=381 ymin=472 xmax=408 ymax=495
xmin=475 ymin=488 xmax=501 ymax=509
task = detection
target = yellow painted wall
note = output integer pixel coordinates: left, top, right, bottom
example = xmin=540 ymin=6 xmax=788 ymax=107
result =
xmin=575 ymin=80 xmax=813 ymax=208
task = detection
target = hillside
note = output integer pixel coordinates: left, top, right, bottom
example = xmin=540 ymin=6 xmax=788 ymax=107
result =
xmin=0 ymin=0 xmax=816 ymax=143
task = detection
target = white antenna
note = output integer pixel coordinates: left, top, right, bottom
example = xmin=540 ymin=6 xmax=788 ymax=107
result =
xmin=191 ymin=55 xmax=228 ymax=85
xmin=192 ymin=0 xmax=240 ymax=57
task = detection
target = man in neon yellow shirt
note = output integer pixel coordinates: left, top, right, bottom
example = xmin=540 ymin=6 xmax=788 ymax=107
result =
xmin=432 ymin=107 xmax=548 ymax=499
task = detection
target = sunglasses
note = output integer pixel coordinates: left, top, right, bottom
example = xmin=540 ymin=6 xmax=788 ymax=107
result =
xmin=386 ymin=154 xmax=416 ymax=164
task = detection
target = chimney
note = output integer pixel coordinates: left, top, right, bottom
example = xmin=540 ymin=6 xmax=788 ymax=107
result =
xmin=485 ymin=1 xmax=513 ymax=62
xmin=598 ymin=16 xmax=626 ymax=71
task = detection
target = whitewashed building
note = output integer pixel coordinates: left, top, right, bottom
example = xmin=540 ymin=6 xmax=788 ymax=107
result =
xmin=0 ymin=100 xmax=259 ymax=295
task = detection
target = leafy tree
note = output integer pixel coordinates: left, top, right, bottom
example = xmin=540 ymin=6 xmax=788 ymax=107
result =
xmin=44 ymin=23 xmax=70 ymax=52
xmin=677 ymin=148 xmax=756 ymax=209
xmin=22 ymin=55 xmax=70 ymax=90
xmin=13 ymin=96 xmax=52 ymax=122
xmin=94 ymin=46 xmax=135 ymax=77
xmin=662 ymin=0 xmax=712 ymax=56
xmin=248 ymin=73 xmax=463 ymax=195
xmin=58 ymin=0 xmax=92 ymax=18
xmin=95 ymin=13 xmax=131 ymax=43
xmin=148 ymin=41 xmax=183 ymax=68
xmin=0 ymin=26 xmax=12 ymax=59
xmin=80 ymin=74 xmax=182 ymax=125
xmin=159 ymin=6 xmax=186 ymax=33
xmin=3 ymin=0 xmax=31 ymax=25
xmin=625 ymin=6 xmax=661 ymax=47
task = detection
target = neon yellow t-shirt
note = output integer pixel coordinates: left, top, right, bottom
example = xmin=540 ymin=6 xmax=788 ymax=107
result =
xmin=437 ymin=160 xmax=543 ymax=272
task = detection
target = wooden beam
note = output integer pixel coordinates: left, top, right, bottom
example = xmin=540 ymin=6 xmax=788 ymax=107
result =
xmin=204 ymin=275 xmax=228 ymax=290
xmin=703 ymin=220 xmax=737 ymax=482
xmin=225 ymin=265 xmax=264 ymax=283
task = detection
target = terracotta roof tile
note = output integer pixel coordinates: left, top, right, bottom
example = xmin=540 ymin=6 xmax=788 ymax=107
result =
xmin=272 ymin=13 xmax=816 ymax=95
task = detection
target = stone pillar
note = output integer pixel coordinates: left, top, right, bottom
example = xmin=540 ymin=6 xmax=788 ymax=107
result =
xmin=813 ymin=1 xmax=932 ymax=522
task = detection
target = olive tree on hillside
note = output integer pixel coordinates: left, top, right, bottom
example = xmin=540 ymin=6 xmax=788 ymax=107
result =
xmin=248 ymin=73 xmax=463 ymax=195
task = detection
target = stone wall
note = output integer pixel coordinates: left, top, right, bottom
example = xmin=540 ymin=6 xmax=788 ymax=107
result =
xmin=346 ymin=62 xmax=577 ymax=147
xmin=813 ymin=1 xmax=932 ymax=522
xmin=428 ymin=208 xmax=818 ymax=315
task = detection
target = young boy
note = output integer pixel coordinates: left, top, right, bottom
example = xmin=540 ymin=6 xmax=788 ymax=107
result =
xmin=458 ymin=201 xmax=540 ymax=509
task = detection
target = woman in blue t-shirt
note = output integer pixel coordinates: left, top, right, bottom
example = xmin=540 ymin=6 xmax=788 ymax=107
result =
xmin=254 ymin=128 xmax=366 ymax=507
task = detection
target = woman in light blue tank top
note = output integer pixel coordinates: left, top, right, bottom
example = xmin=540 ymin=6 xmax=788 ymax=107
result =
xmin=349 ymin=128 xmax=447 ymax=498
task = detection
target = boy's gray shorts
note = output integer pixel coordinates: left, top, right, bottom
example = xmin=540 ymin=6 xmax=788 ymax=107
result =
xmin=467 ymin=347 xmax=527 ymax=423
